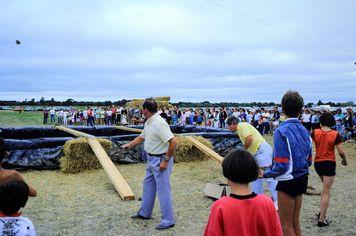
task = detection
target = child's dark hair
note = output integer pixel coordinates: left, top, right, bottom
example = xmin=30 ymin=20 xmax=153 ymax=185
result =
xmin=222 ymin=149 xmax=258 ymax=184
xmin=281 ymin=90 xmax=304 ymax=118
xmin=142 ymin=98 xmax=158 ymax=113
xmin=0 ymin=181 xmax=29 ymax=215
xmin=0 ymin=137 xmax=5 ymax=163
xmin=319 ymin=112 xmax=336 ymax=127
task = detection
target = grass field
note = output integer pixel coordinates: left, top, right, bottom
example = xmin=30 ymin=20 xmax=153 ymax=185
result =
xmin=0 ymin=111 xmax=45 ymax=127
xmin=1 ymin=112 xmax=355 ymax=235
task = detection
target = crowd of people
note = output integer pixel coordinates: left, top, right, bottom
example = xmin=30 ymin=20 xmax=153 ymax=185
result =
xmin=43 ymin=103 xmax=355 ymax=142
xmin=3 ymin=92 xmax=353 ymax=235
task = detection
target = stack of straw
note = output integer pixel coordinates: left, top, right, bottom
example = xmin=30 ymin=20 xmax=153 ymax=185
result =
xmin=125 ymin=96 xmax=172 ymax=109
xmin=174 ymin=136 xmax=213 ymax=162
xmin=60 ymin=138 xmax=112 ymax=174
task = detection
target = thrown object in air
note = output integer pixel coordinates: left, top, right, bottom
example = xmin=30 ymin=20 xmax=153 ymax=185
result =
xmin=15 ymin=40 xmax=21 ymax=45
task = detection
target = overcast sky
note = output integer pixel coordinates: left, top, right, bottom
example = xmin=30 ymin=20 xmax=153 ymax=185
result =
xmin=0 ymin=0 xmax=355 ymax=103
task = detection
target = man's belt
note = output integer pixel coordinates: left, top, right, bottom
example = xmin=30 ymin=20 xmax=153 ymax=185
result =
xmin=148 ymin=153 xmax=166 ymax=157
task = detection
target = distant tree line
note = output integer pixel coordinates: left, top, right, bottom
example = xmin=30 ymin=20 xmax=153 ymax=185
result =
xmin=172 ymin=101 xmax=279 ymax=108
xmin=0 ymin=97 xmax=128 ymax=107
xmin=174 ymin=100 xmax=354 ymax=108
xmin=0 ymin=97 xmax=354 ymax=108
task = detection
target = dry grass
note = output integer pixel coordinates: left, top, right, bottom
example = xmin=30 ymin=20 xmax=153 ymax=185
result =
xmin=21 ymin=136 xmax=356 ymax=236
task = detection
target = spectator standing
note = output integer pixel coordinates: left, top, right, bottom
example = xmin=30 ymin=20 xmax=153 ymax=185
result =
xmin=43 ymin=108 xmax=49 ymax=124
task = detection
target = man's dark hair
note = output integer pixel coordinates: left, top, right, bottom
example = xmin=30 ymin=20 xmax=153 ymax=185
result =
xmin=319 ymin=112 xmax=336 ymax=127
xmin=142 ymin=98 xmax=158 ymax=113
xmin=0 ymin=137 xmax=5 ymax=163
xmin=281 ymin=90 xmax=304 ymax=118
xmin=226 ymin=116 xmax=239 ymax=126
xmin=0 ymin=181 xmax=29 ymax=215
xmin=222 ymin=149 xmax=258 ymax=184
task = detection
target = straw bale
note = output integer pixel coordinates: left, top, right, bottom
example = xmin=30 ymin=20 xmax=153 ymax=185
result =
xmin=125 ymin=99 xmax=172 ymax=109
xmin=154 ymin=96 xmax=170 ymax=102
xmin=60 ymin=138 xmax=112 ymax=174
xmin=175 ymin=136 xmax=212 ymax=162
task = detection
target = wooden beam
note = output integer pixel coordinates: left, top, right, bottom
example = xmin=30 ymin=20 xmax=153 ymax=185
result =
xmin=55 ymin=125 xmax=95 ymax=138
xmin=185 ymin=136 xmax=224 ymax=164
xmin=115 ymin=125 xmax=143 ymax=134
xmin=55 ymin=125 xmax=135 ymax=200
xmin=88 ymin=138 xmax=135 ymax=200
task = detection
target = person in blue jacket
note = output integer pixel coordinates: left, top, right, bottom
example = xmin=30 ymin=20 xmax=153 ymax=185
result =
xmin=262 ymin=91 xmax=312 ymax=236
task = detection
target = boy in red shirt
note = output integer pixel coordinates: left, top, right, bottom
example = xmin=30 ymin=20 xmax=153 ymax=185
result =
xmin=311 ymin=112 xmax=347 ymax=227
xmin=204 ymin=149 xmax=282 ymax=236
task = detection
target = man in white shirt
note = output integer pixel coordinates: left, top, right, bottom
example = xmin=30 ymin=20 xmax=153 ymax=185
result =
xmin=122 ymin=98 xmax=178 ymax=230
xmin=50 ymin=108 xmax=56 ymax=123
xmin=301 ymin=109 xmax=312 ymax=132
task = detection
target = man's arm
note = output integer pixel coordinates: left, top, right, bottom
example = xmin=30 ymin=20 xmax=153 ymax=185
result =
xmin=160 ymin=137 xmax=178 ymax=171
xmin=244 ymin=135 xmax=253 ymax=150
xmin=336 ymin=143 xmax=347 ymax=166
xmin=165 ymin=137 xmax=178 ymax=160
xmin=121 ymin=136 xmax=144 ymax=149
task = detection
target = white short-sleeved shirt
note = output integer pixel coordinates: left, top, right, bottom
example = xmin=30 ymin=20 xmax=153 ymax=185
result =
xmin=140 ymin=113 xmax=174 ymax=154
xmin=0 ymin=216 xmax=36 ymax=236
xmin=302 ymin=113 xmax=311 ymax=122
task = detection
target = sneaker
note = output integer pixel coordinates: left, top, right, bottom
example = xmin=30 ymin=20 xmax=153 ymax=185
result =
xmin=317 ymin=219 xmax=330 ymax=227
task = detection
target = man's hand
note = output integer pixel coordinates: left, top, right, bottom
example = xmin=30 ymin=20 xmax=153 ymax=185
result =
xmin=341 ymin=158 xmax=347 ymax=166
xmin=121 ymin=143 xmax=131 ymax=149
xmin=159 ymin=160 xmax=168 ymax=171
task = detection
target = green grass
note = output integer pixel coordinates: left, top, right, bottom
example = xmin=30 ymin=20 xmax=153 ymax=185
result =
xmin=0 ymin=111 xmax=46 ymax=127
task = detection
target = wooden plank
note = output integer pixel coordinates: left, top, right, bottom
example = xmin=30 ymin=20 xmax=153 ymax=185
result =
xmin=185 ymin=136 xmax=224 ymax=163
xmin=55 ymin=125 xmax=135 ymax=200
xmin=115 ymin=125 xmax=143 ymax=134
xmin=88 ymin=138 xmax=135 ymax=200
xmin=55 ymin=125 xmax=95 ymax=138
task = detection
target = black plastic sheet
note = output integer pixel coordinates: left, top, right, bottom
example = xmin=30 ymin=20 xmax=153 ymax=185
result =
xmin=4 ymin=146 xmax=62 ymax=170
xmin=5 ymin=137 xmax=74 ymax=150
xmin=0 ymin=125 xmax=241 ymax=170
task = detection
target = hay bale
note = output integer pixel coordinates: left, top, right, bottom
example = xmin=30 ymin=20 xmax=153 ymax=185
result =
xmin=154 ymin=96 xmax=170 ymax=102
xmin=175 ymin=136 xmax=213 ymax=162
xmin=60 ymin=138 xmax=112 ymax=174
xmin=125 ymin=98 xmax=172 ymax=110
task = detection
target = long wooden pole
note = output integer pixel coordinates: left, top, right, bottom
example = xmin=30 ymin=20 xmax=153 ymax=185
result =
xmin=55 ymin=126 xmax=135 ymax=200
xmin=115 ymin=125 xmax=143 ymax=133
xmin=88 ymin=138 xmax=135 ymax=200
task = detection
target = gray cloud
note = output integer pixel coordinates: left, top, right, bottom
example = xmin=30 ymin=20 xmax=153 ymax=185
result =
xmin=0 ymin=0 xmax=355 ymax=103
